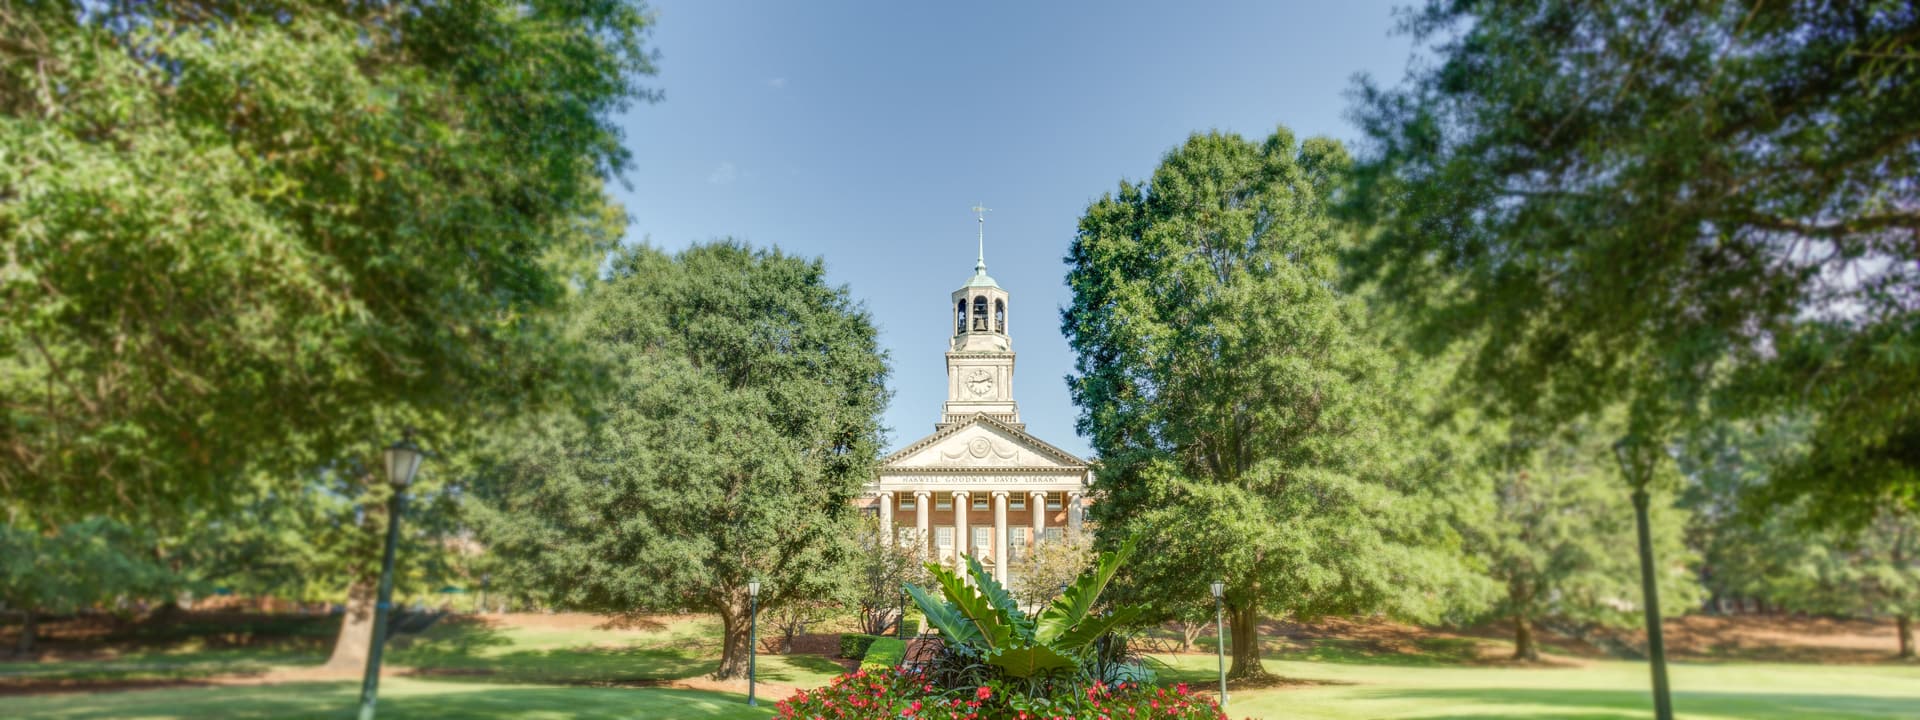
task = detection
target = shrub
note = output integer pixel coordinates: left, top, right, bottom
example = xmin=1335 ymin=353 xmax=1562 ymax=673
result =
xmin=774 ymin=666 xmax=1224 ymax=720
xmin=839 ymin=633 xmax=880 ymax=659
xmin=906 ymin=537 xmax=1147 ymax=695
xmin=860 ymin=638 xmax=907 ymax=671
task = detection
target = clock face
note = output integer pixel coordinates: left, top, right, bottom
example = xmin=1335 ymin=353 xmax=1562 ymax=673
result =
xmin=965 ymin=369 xmax=995 ymax=398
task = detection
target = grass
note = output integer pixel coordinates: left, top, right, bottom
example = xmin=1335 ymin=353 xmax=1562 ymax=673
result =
xmin=1153 ymin=654 xmax=1920 ymax=720
xmin=12 ymin=614 xmax=1920 ymax=719
xmin=0 ymin=646 xmax=323 ymax=685
xmin=6 ymin=679 xmax=774 ymax=720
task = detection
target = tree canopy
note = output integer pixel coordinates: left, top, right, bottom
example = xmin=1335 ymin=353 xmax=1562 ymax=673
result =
xmin=472 ymin=241 xmax=891 ymax=679
xmin=0 ymin=0 xmax=653 ymax=522
xmin=1348 ymin=0 xmax=1919 ymax=470
xmin=1063 ymin=128 xmax=1485 ymax=678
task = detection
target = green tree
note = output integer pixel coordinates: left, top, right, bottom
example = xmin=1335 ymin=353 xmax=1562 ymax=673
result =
xmin=0 ymin=0 xmax=652 ymax=522
xmin=1063 ymin=128 xmax=1483 ymax=679
xmin=1008 ymin=533 xmax=1094 ymax=611
xmin=0 ymin=516 xmax=172 ymax=655
xmin=1348 ymin=0 xmax=1920 ymax=511
xmin=855 ymin=517 xmax=928 ymax=637
xmin=1680 ymin=419 xmax=1919 ymax=659
xmin=1479 ymin=418 xmax=1701 ymax=661
xmin=472 ymin=242 xmax=891 ymax=679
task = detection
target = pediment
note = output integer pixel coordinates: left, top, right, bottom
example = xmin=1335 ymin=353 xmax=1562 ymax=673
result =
xmin=881 ymin=415 xmax=1086 ymax=471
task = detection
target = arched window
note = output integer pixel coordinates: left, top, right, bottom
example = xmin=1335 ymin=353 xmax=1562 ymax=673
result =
xmin=956 ymin=299 xmax=967 ymax=334
xmin=994 ymin=299 xmax=1006 ymax=333
xmin=972 ymin=296 xmax=988 ymax=331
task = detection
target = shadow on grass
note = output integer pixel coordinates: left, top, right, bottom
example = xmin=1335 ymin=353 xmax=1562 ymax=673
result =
xmin=1373 ymin=686 xmax=1920 ymax=720
xmin=14 ymin=681 xmax=772 ymax=720
xmin=386 ymin=617 xmax=830 ymax=686
xmin=1280 ymin=637 xmax=1484 ymax=667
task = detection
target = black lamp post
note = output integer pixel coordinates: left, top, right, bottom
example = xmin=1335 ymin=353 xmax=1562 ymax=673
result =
xmin=1614 ymin=433 xmax=1673 ymax=720
xmin=747 ymin=580 xmax=761 ymax=707
xmin=357 ymin=432 xmax=425 ymax=720
xmin=1211 ymin=579 xmax=1227 ymax=710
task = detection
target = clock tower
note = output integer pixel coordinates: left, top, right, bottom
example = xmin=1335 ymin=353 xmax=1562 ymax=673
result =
xmin=940 ymin=217 xmax=1019 ymax=429
xmin=861 ymin=208 xmax=1091 ymax=585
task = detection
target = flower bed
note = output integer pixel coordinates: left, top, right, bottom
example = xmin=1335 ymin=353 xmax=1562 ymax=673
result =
xmin=776 ymin=666 xmax=1227 ymax=720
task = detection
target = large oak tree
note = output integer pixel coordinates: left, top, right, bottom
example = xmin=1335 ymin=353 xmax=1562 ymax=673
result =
xmin=1064 ymin=128 xmax=1484 ymax=679
xmin=0 ymin=1 xmax=653 ymax=523
xmin=472 ymin=242 xmax=891 ymax=679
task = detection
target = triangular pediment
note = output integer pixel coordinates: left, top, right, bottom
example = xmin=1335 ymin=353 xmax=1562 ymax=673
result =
xmin=881 ymin=415 xmax=1087 ymax=471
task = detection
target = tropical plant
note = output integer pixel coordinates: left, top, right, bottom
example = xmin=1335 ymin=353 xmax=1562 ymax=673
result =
xmin=906 ymin=538 xmax=1144 ymax=694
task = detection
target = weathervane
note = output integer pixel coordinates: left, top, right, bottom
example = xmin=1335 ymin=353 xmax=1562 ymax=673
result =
xmin=971 ymin=203 xmax=992 ymax=271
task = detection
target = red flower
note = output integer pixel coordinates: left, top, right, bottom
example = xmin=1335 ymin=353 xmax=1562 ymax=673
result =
xmin=976 ymin=686 xmax=993 ymax=700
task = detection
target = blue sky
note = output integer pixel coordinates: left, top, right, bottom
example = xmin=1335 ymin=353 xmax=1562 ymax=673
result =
xmin=612 ymin=1 xmax=1417 ymax=457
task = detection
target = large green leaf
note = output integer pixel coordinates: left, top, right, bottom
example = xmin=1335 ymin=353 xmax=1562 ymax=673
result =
xmin=986 ymin=643 xmax=1078 ymax=679
xmin=1050 ymin=605 xmax=1145 ymax=654
xmin=904 ymin=581 xmax=980 ymax=648
xmin=964 ymin=555 xmax=1036 ymax=643
xmin=1034 ymin=537 xmax=1138 ymax=645
xmin=926 ymin=560 xmax=1014 ymax=651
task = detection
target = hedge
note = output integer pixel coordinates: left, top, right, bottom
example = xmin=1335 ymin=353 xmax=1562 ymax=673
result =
xmin=838 ymin=633 xmax=880 ymax=659
xmin=859 ymin=638 xmax=906 ymax=670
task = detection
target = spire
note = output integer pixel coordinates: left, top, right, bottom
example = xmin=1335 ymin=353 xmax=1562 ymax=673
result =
xmin=961 ymin=203 xmax=1000 ymax=288
xmin=971 ymin=203 xmax=991 ymax=276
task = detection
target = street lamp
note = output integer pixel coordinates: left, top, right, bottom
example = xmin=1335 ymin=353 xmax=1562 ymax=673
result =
xmin=747 ymin=579 xmax=762 ymax=707
xmin=1614 ymin=434 xmax=1673 ymax=720
xmin=1211 ymin=579 xmax=1227 ymax=709
xmin=358 ymin=432 xmax=425 ymax=720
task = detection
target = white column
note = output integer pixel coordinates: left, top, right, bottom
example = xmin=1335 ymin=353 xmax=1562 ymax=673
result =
xmin=992 ymin=491 xmax=1009 ymax=583
xmin=952 ymin=491 xmax=969 ymax=569
xmin=1030 ymin=490 xmax=1047 ymax=545
xmin=1068 ymin=491 xmax=1084 ymax=536
xmin=878 ymin=491 xmax=894 ymax=541
xmin=914 ymin=491 xmax=932 ymax=557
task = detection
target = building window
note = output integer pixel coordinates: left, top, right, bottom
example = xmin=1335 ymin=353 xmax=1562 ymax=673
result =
xmin=1044 ymin=527 xmax=1064 ymax=543
xmin=936 ymin=496 xmax=953 ymax=511
xmin=972 ymin=527 xmax=990 ymax=555
xmin=972 ymin=496 xmax=989 ymax=511
xmin=1046 ymin=494 xmax=1063 ymax=511
xmin=956 ymin=299 xmax=967 ymax=334
xmin=899 ymin=497 xmax=916 ymax=511
xmin=1009 ymin=527 xmax=1028 ymax=559
xmin=936 ymin=527 xmax=954 ymax=548
xmin=994 ymin=299 xmax=1006 ymax=333
xmin=972 ymin=296 xmax=989 ymax=331
xmin=1010 ymin=496 xmax=1026 ymax=510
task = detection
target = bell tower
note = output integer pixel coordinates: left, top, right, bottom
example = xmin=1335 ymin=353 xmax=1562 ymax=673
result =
xmin=941 ymin=206 xmax=1019 ymax=429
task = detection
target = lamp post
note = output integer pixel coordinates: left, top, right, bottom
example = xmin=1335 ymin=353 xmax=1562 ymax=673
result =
xmin=357 ymin=432 xmax=425 ymax=720
xmin=1614 ymin=434 xmax=1673 ymax=720
xmin=747 ymin=580 xmax=761 ymax=707
xmin=1211 ymin=579 xmax=1227 ymax=710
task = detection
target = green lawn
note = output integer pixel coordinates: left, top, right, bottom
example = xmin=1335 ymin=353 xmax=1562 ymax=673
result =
xmin=10 ymin=615 xmax=1920 ymax=719
xmin=1154 ymin=654 xmax=1920 ymax=720
xmin=7 ymin=679 xmax=774 ymax=720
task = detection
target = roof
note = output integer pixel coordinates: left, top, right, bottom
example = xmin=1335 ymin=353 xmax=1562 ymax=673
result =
xmin=880 ymin=412 xmax=1087 ymax=470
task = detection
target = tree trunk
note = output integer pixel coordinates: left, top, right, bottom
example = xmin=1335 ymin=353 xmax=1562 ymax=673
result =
xmin=325 ymin=580 xmax=376 ymax=671
xmin=1180 ymin=620 xmax=1208 ymax=653
xmin=713 ymin=599 xmax=751 ymax=680
xmin=1512 ymin=612 xmax=1539 ymax=662
xmin=13 ymin=610 xmax=33 ymax=657
xmin=1226 ymin=604 xmax=1267 ymax=679
xmin=1899 ymin=614 xmax=1914 ymax=660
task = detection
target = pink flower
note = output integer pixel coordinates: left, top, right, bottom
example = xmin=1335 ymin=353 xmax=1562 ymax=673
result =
xmin=976 ymin=686 xmax=993 ymax=701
